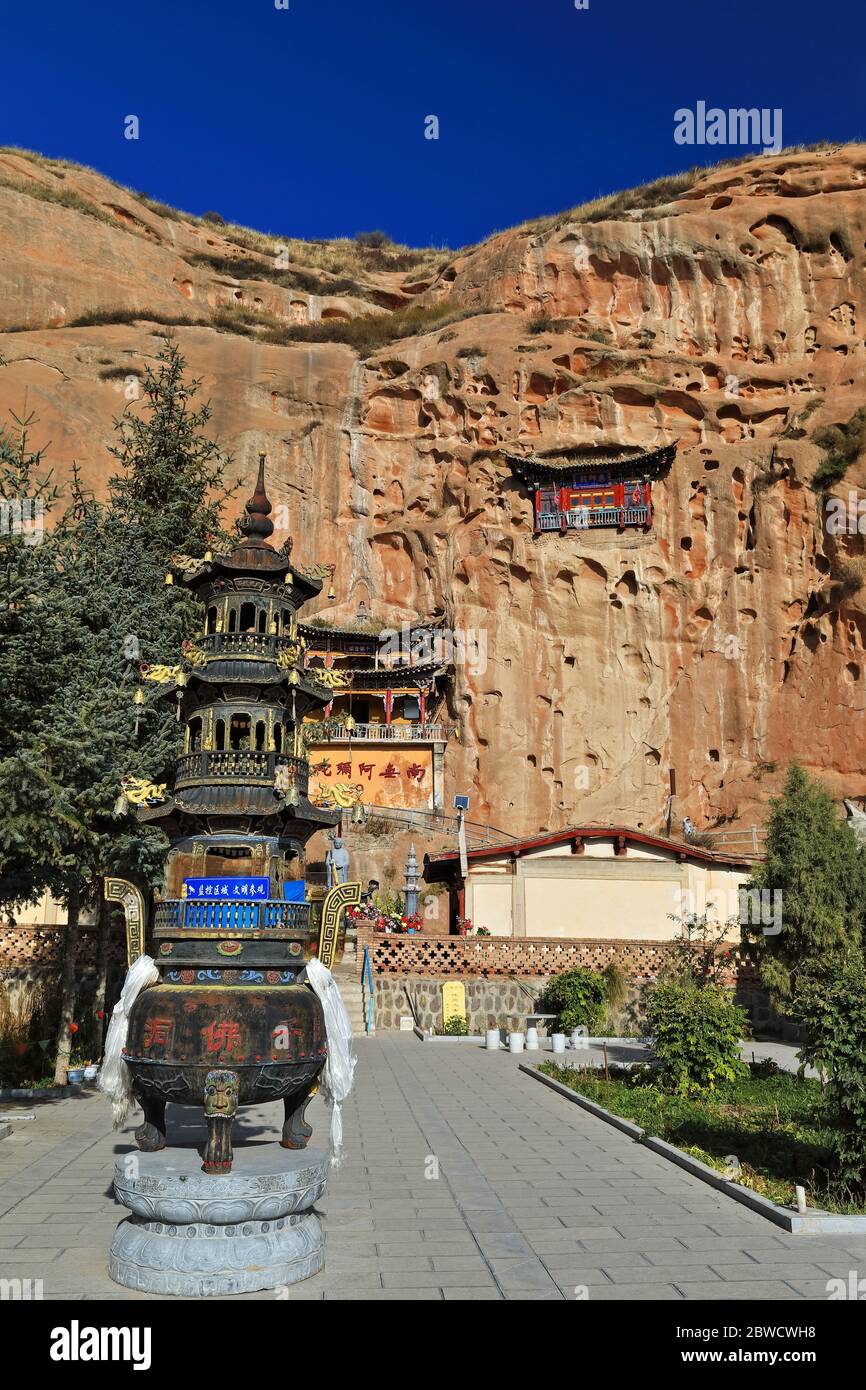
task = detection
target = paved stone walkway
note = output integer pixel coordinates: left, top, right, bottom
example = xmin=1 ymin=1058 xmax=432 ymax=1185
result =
xmin=1 ymin=1035 xmax=864 ymax=1300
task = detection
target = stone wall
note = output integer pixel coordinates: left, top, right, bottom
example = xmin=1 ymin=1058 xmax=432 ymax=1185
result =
xmin=357 ymin=929 xmax=785 ymax=1035
xmin=371 ymin=976 xmax=548 ymax=1034
xmin=369 ymin=971 xmax=777 ymax=1037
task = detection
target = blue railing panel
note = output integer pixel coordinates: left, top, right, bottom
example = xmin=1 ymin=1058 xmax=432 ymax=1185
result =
xmin=154 ymin=898 xmax=312 ymax=932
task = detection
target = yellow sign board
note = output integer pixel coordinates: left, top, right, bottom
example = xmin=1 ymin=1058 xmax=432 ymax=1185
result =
xmin=442 ymin=981 xmax=467 ymax=1026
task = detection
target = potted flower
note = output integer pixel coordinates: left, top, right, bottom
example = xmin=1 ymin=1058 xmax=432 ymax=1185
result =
xmin=65 ymin=1023 xmax=85 ymax=1084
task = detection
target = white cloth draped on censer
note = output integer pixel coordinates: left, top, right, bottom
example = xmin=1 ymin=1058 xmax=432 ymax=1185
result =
xmin=98 ymin=954 xmax=160 ymax=1128
xmin=98 ymin=953 xmax=356 ymax=1163
xmin=304 ymin=956 xmax=356 ymax=1168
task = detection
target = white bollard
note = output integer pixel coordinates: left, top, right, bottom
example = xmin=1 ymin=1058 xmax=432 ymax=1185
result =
xmin=508 ymin=1032 xmax=525 ymax=1054
xmin=525 ymin=1026 xmax=540 ymax=1051
xmin=551 ymin=1033 xmax=566 ymax=1054
xmin=486 ymin=1028 xmax=501 ymax=1051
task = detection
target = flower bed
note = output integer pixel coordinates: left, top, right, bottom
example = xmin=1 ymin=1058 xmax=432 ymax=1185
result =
xmin=348 ymin=903 xmax=423 ymax=934
xmin=538 ymin=1060 xmax=865 ymax=1215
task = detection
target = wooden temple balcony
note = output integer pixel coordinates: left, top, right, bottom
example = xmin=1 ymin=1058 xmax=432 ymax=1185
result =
xmin=313 ymin=721 xmax=451 ymax=744
xmin=175 ymin=750 xmax=309 ymax=792
xmin=536 ymin=504 xmax=651 ymax=533
xmin=153 ymin=897 xmax=312 ymax=933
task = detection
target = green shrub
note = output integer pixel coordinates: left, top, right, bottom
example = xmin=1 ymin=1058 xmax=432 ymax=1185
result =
xmin=540 ymin=968 xmax=607 ymax=1033
xmin=795 ymin=959 xmax=866 ymax=1198
xmin=812 ymin=406 xmax=866 ymax=490
xmin=748 ymin=763 xmax=866 ymax=1003
xmin=833 ymin=557 xmax=866 ymax=599
xmin=443 ymin=1014 xmax=468 ymax=1036
xmin=527 ymin=312 xmax=573 ymax=336
xmin=648 ymin=983 xmax=747 ymax=1095
xmin=355 ymin=230 xmax=391 ymax=249
xmin=662 ymin=910 xmax=736 ymax=988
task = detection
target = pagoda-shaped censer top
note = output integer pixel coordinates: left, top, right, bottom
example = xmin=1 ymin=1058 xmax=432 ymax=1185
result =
xmin=136 ymin=453 xmax=340 ymax=936
xmin=116 ymin=456 xmax=357 ymax=1174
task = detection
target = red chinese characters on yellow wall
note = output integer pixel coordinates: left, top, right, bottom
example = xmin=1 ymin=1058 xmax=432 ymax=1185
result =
xmin=306 ymin=745 xmax=433 ymax=811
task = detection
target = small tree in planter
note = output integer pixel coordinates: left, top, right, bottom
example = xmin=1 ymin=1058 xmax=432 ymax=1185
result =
xmin=795 ymin=958 xmax=866 ymax=1199
xmin=748 ymin=763 xmax=866 ymax=1003
xmin=648 ymin=983 xmax=748 ymax=1096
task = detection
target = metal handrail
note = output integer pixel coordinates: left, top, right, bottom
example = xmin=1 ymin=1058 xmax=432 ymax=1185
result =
xmin=362 ymin=944 xmax=375 ymax=1034
xmin=698 ymin=826 xmax=766 ymax=855
xmin=361 ymin=804 xmax=518 ymax=848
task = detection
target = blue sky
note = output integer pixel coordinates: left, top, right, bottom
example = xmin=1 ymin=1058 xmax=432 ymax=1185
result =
xmin=1 ymin=0 xmax=863 ymax=247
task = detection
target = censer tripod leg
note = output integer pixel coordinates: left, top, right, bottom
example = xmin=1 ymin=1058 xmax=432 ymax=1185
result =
xmin=281 ymin=1090 xmax=314 ymax=1150
xmin=202 ymin=1069 xmax=239 ymax=1174
xmin=135 ymin=1096 xmax=167 ymax=1152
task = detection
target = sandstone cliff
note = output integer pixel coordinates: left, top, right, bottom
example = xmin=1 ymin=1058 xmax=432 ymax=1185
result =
xmin=3 ymin=144 xmax=866 ymax=838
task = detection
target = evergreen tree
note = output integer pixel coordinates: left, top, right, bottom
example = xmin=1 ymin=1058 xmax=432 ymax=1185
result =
xmin=749 ymin=763 xmax=866 ymax=1002
xmin=108 ymin=339 xmax=239 ymax=554
xmin=0 ymin=341 xmax=235 ymax=1082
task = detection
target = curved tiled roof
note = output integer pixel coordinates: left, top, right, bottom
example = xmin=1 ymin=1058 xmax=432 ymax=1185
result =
xmin=426 ymin=823 xmax=754 ymax=873
xmin=504 ymin=443 xmax=677 ymax=482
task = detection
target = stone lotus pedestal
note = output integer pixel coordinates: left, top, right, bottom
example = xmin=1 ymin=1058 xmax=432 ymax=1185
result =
xmin=108 ymin=1144 xmax=327 ymax=1297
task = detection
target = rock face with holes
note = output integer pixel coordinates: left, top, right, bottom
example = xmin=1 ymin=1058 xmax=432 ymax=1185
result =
xmin=3 ymin=145 xmax=866 ymax=836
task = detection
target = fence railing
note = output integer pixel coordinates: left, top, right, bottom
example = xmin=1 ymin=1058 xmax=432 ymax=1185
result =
xmin=697 ymin=826 xmax=766 ymax=856
xmin=354 ymin=928 xmax=754 ymax=984
xmin=537 ymin=505 xmax=651 ymax=532
xmin=198 ymin=632 xmax=297 ymax=659
xmin=175 ymin=751 xmax=309 ymax=792
xmin=312 ymin=722 xmax=451 ymax=743
xmin=153 ymin=898 xmax=312 ymax=933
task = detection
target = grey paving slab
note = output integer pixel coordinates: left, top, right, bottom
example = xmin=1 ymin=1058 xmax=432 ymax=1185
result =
xmin=0 ymin=1033 xmax=853 ymax=1301
xmin=679 ymin=1281 xmax=803 ymax=1299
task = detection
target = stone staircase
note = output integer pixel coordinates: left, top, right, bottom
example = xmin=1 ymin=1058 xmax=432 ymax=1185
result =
xmin=331 ymin=955 xmax=370 ymax=1037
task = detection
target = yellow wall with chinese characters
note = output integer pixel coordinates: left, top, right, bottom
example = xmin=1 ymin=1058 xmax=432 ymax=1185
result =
xmin=307 ymin=744 xmax=434 ymax=810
